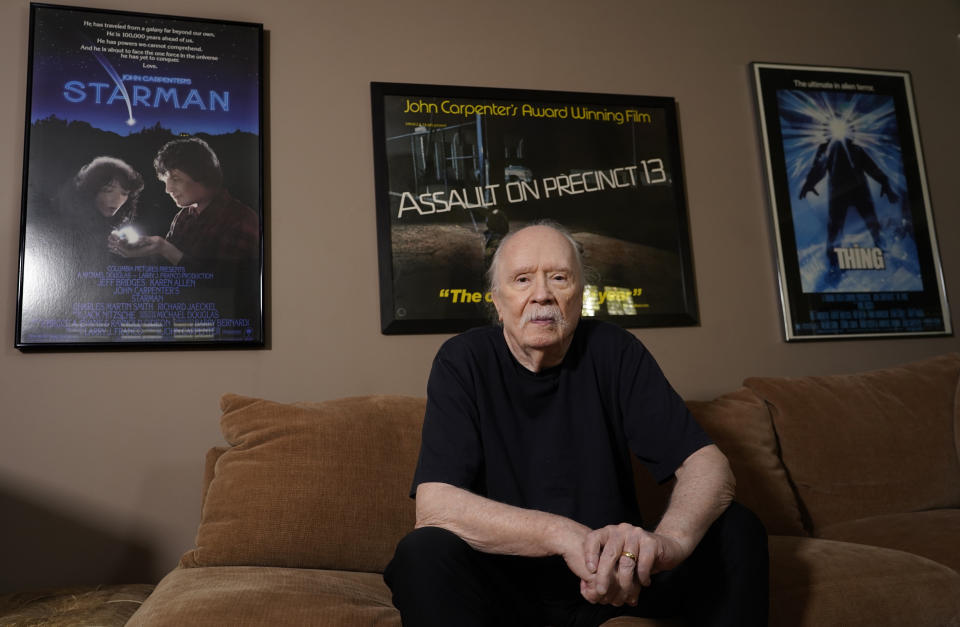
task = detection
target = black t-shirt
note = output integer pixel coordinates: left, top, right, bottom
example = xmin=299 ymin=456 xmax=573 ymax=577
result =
xmin=411 ymin=320 xmax=712 ymax=530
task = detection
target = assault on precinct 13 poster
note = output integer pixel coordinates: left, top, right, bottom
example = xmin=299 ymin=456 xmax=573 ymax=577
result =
xmin=371 ymin=82 xmax=698 ymax=335
xmin=16 ymin=4 xmax=263 ymax=349
xmin=752 ymin=63 xmax=951 ymax=341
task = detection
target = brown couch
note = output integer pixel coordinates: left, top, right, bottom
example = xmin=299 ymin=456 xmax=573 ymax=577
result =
xmin=128 ymin=354 xmax=960 ymax=626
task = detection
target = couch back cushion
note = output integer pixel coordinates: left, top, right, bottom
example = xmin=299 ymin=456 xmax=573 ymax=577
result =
xmin=633 ymin=387 xmax=806 ymax=537
xmin=180 ymin=394 xmax=425 ymax=573
xmin=744 ymin=353 xmax=960 ymax=532
xmin=687 ymin=388 xmax=806 ymax=536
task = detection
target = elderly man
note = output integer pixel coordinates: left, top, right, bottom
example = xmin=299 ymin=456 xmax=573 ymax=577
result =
xmin=385 ymin=222 xmax=768 ymax=626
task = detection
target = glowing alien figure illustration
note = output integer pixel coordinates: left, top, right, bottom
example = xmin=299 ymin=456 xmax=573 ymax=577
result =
xmin=798 ymin=114 xmax=899 ymax=269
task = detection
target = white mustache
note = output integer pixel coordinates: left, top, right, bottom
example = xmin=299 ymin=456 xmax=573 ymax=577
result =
xmin=521 ymin=306 xmax=566 ymax=326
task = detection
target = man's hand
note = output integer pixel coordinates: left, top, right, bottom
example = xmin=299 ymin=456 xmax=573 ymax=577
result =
xmin=557 ymin=529 xmax=595 ymax=583
xmin=108 ymin=233 xmax=183 ymax=264
xmin=108 ymin=233 xmax=162 ymax=257
xmin=576 ymin=446 xmax=733 ymax=606
xmin=579 ymin=523 xmax=687 ymax=606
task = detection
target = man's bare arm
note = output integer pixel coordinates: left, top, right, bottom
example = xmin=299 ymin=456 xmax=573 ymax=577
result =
xmin=415 ymin=481 xmax=593 ymax=580
xmin=581 ymin=444 xmax=734 ymax=604
xmin=417 ymin=446 xmax=734 ymax=606
xmin=654 ymin=443 xmax=735 ymax=559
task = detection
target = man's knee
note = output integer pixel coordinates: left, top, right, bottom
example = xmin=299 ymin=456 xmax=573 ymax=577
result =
xmin=394 ymin=525 xmax=469 ymax=559
xmin=690 ymin=503 xmax=769 ymax=626
xmin=716 ymin=503 xmax=770 ymax=602
xmin=385 ymin=526 xmax=472 ymax=588
xmin=719 ymin=502 xmax=767 ymax=538
xmin=704 ymin=502 xmax=769 ymax=571
xmin=728 ymin=502 xmax=767 ymax=538
xmin=384 ymin=527 xmax=515 ymax=627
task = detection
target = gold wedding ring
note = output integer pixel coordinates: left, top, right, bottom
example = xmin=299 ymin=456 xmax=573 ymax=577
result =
xmin=621 ymin=550 xmax=638 ymax=561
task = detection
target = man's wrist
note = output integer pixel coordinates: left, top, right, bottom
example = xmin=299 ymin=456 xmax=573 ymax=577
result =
xmin=651 ymin=526 xmax=695 ymax=562
xmin=161 ymin=240 xmax=184 ymax=265
xmin=546 ymin=516 xmax=589 ymax=556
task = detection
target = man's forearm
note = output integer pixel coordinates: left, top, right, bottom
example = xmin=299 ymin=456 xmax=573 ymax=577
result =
xmin=158 ymin=239 xmax=184 ymax=265
xmin=415 ymin=481 xmax=589 ymax=559
xmin=654 ymin=444 xmax=735 ymax=559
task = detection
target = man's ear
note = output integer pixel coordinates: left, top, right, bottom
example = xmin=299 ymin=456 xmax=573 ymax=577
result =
xmin=490 ymin=291 xmax=504 ymax=323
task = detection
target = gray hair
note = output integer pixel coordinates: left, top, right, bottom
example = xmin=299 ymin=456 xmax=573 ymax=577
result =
xmin=485 ymin=219 xmax=585 ymax=295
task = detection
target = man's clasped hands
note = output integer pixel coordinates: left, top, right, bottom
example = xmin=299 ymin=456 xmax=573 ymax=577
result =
xmin=563 ymin=523 xmax=688 ymax=607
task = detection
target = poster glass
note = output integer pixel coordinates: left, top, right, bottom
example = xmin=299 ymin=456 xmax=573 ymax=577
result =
xmin=752 ymin=63 xmax=950 ymax=340
xmin=16 ymin=4 xmax=264 ymax=349
xmin=371 ymin=82 xmax=698 ymax=334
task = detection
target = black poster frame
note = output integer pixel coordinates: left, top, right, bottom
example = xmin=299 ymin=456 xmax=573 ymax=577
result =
xmin=16 ymin=3 xmax=265 ymax=350
xmin=371 ymin=82 xmax=699 ymax=335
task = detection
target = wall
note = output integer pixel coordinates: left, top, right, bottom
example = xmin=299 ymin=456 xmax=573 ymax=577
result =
xmin=1 ymin=0 xmax=957 ymax=589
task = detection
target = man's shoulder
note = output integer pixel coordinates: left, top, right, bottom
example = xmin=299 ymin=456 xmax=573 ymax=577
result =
xmin=209 ymin=189 xmax=258 ymax=222
xmin=438 ymin=325 xmax=501 ymax=357
xmin=570 ymin=320 xmax=653 ymax=376
xmin=577 ymin=319 xmax=643 ymax=351
xmin=429 ymin=326 xmax=502 ymax=389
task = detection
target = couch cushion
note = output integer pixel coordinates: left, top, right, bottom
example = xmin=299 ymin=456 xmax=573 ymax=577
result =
xmin=687 ymin=388 xmax=806 ymax=536
xmin=768 ymin=535 xmax=960 ymax=627
xmin=126 ymin=567 xmax=399 ymax=627
xmin=818 ymin=509 xmax=960 ymax=573
xmin=180 ymin=394 xmax=425 ymax=573
xmin=745 ymin=353 xmax=960 ymax=531
xmin=125 ymin=567 xmax=679 ymax=627
xmin=134 ymin=539 xmax=960 ymax=627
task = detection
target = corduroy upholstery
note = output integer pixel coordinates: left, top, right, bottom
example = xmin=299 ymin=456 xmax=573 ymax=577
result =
xmin=179 ymin=394 xmax=423 ymax=573
xmin=128 ymin=354 xmax=960 ymax=626
xmin=818 ymin=509 xmax=960 ymax=572
xmin=767 ymin=536 xmax=960 ymax=626
xmin=686 ymin=387 xmax=806 ymax=536
xmin=127 ymin=568 xmax=397 ymax=627
xmin=744 ymin=353 xmax=960 ymax=532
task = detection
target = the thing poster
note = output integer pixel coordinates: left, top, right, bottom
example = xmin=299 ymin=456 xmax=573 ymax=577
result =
xmin=753 ymin=63 xmax=951 ymax=340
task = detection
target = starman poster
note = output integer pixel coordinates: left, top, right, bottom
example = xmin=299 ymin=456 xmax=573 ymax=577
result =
xmin=16 ymin=4 xmax=263 ymax=349
xmin=371 ymin=83 xmax=698 ymax=334
xmin=753 ymin=63 xmax=951 ymax=340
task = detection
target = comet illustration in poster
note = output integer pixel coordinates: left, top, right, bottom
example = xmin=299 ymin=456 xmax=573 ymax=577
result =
xmin=16 ymin=4 xmax=263 ymax=348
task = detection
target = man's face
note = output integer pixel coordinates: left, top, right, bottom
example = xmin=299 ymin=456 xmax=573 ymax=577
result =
xmin=492 ymin=226 xmax=582 ymax=361
xmin=159 ymin=168 xmax=210 ymax=209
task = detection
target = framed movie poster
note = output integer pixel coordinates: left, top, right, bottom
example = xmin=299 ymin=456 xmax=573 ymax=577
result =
xmin=16 ymin=4 xmax=264 ymax=349
xmin=371 ymin=82 xmax=698 ymax=334
xmin=752 ymin=63 xmax=951 ymax=341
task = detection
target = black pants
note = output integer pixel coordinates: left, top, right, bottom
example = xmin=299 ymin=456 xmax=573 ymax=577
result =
xmin=383 ymin=502 xmax=768 ymax=627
